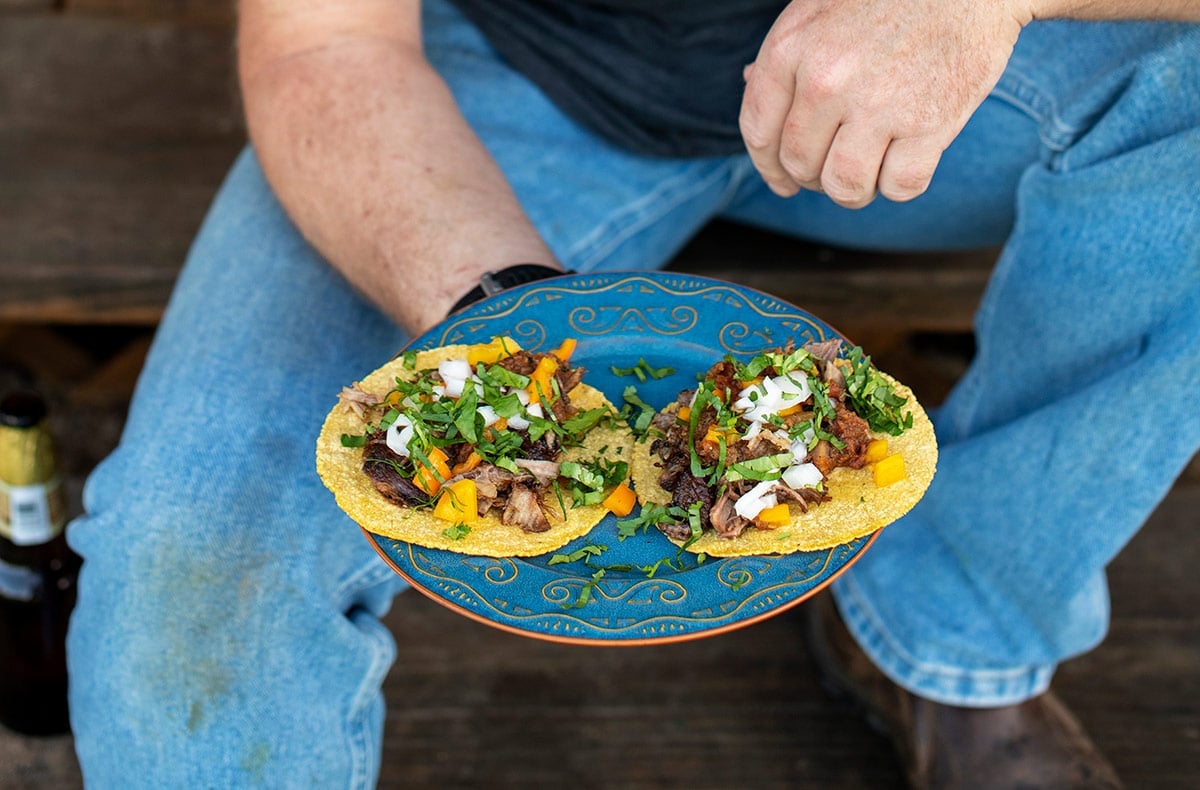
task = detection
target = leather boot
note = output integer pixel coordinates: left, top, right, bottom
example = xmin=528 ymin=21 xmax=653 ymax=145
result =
xmin=801 ymin=593 xmax=1123 ymax=789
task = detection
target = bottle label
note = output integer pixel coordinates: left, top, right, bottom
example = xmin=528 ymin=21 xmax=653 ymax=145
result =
xmin=0 ymin=479 xmax=65 ymax=545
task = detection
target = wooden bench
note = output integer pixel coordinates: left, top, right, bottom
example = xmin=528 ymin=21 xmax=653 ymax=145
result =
xmin=0 ymin=2 xmax=996 ymax=341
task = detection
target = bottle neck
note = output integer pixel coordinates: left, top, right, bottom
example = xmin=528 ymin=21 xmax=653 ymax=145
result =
xmin=0 ymin=423 xmax=58 ymax=486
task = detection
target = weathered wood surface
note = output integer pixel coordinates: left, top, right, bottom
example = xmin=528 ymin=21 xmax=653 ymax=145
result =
xmin=0 ymin=10 xmax=244 ymax=324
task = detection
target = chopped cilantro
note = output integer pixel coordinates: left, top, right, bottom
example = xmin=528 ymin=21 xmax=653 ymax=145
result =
xmin=844 ymin=346 xmax=914 ymax=435
xmin=724 ymin=452 xmax=793 ymax=482
xmin=549 ymin=543 xmax=609 ymax=565
xmin=340 ymin=434 xmax=367 ymax=448
xmin=611 ymin=357 xmax=676 ymax=382
xmin=441 ymin=523 xmax=471 ymax=540
xmin=621 ymin=385 xmax=658 ymax=437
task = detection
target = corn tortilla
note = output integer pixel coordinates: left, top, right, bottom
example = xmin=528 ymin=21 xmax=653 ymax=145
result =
xmin=316 ymin=343 xmax=634 ymax=557
xmin=629 ymin=374 xmax=937 ymax=556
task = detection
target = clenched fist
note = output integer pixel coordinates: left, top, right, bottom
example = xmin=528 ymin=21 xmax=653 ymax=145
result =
xmin=740 ymin=0 xmax=1031 ymax=207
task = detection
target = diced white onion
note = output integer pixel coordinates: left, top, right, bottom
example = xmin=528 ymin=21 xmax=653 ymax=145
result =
xmin=438 ymin=359 xmax=472 ymax=381
xmin=506 ymin=413 xmax=531 ymax=431
xmin=437 ymin=359 xmax=484 ymax=398
xmin=385 ymin=415 xmax=414 ymax=457
xmin=527 ymin=403 xmax=544 ymax=419
xmin=774 ymin=372 xmax=811 ymax=402
xmin=782 ymin=462 xmax=823 ymax=490
xmin=734 ymin=373 xmax=814 ymax=425
xmin=734 ymin=479 xmax=779 ymax=521
xmin=514 ymin=388 xmax=531 ymax=406
xmin=789 ymin=431 xmax=814 ymax=463
xmin=476 ymin=405 xmax=500 ymax=427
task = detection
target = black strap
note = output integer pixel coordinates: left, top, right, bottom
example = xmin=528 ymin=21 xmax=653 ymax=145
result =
xmin=447 ymin=264 xmax=570 ymax=315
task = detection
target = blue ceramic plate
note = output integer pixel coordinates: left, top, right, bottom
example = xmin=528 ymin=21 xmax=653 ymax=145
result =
xmin=364 ymin=271 xmax=879 ymax=644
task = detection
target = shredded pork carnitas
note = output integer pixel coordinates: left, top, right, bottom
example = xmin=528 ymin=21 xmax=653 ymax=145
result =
xmin=649 ymin=340 xmax=874 ymax=540
xmin=356 ymin=349 xmax=588 ymax=533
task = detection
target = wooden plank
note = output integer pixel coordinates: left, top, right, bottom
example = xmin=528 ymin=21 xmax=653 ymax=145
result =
xmin=668 ymin=222 xmax=996 ymax=334
xmin=0 ymin=0 xmax=58 ymax=12
xmin=0 ymin=136 xmax=241 ymax=324
xmin=0 ymin=15 xmax=242 ymax=139
xmin=63 ymin=0 xmax=234 ymax=27
xmin=0 ymin=4 xmax=243 ymax=323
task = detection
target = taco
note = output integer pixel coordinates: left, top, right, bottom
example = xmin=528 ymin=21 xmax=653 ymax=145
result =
xmin=628 ymin=339 xmax=937 ymax=556
xmin=316 ymin=337 xmax=636 ymax=557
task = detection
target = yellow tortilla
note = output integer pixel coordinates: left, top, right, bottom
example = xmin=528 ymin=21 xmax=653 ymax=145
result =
xmin=629 ymin=373 xmax=937 ymax=556
xmin=316 ymin=343 xmax=634 ymax=557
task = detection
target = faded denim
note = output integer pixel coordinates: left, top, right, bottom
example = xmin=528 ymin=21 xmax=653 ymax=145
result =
xmin=66 ymin=0 xmax=1200 ymax=785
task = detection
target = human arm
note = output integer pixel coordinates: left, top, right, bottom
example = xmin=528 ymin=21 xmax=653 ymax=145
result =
xmin=740 ymin=0 xmax=1200 ymax=208
xmin=238 ymin=0 xmax=559 ymax=335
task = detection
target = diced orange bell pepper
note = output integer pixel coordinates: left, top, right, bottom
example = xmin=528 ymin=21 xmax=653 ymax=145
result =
xmin=602 ymin=483 xmax=637 ymax=517
xmin=755 ymin=502 xmax=792 ymax=528
xmin=467 ymin=337 xmax=520 ymax=367
xmin=412 ymin=446 xmax=451 ymax=496
xmin=551 ymin=338 xmax=577 ymax=362
xmin=527 ymin=356 xmax=559 ymax=402
xmin=872 ymin=453 xmax=906 ymax=487
xmin=864 ymin=438 xmax=889 ymax=464
xmin=676 ymin=405 xmax=691 ymax=423
xmin=778 ymin=403 xmax=804 ymax=417
xmin=433 ymin=479 xmax=479 ymax=523
xmin=702 ymin=426 xmax=734 ymax=446
xmin=450 ymin=451 xmax=482 ymax=477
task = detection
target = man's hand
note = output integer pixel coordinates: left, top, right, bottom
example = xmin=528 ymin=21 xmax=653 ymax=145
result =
xmin=740 ymin=0 xmax=1031 ymax=208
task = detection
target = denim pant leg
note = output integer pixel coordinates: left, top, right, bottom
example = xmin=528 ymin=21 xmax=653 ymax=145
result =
xmin=728 ymin=20 xmax=1200 ymax=705
xmin=67 ymin=150 xmax=412 ymax=787
xmin=66 ymin=3 xmax=742 ymax=785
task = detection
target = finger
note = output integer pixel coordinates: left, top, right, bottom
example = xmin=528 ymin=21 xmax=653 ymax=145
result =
xmin=819 ymin=123 xmax=889 ymax=209
xmin=739 ymin=60 xmax=801 ymax=197
xmin=777 ymin=96 xmax=840 ymax=194
xmin=877 ymin=137 xmax=943 ymax=203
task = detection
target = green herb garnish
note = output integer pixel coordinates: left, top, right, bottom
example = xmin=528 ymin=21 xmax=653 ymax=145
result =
xmin=844 ymin=346 xmax=914 ymax=435
xmin=611 ymin=357 xmax=676 ymax=382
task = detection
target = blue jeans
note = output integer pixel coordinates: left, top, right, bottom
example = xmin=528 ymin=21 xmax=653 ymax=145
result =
xmin=66 ymin=1 xmax=1200 ymax=785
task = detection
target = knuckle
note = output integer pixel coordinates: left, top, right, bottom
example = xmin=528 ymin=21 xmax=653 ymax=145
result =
xmin=797 ymin=70 xmax=839 ymax=102
xmin=880 ymin=162 xmax=935 ymax=202
xmin=777 ymin=148 xmax=821 ymax=185
xmin=822 ymin=152 xmax=870 ymax=199
xmin=738 ymin=102 xmax=779 ymax=154
xmin=740 ymin=122 xmax=774 ymax=154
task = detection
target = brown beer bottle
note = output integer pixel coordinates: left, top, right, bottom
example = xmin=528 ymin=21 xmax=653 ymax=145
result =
xmin=0 ymin=390 xmax=79 ymax=736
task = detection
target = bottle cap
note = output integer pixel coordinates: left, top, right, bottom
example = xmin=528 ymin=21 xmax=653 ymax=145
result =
xmin=0 ymin=391 xmax=48 ymax=428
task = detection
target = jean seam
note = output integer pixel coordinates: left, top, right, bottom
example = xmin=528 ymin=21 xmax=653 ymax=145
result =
xmin=991 ymin=68 xmax=1085 ymax=155
xmin=565 ymin=159 xmax=733 ymax=271
xmin=346 ymin=612 xmax=395 ymax=790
